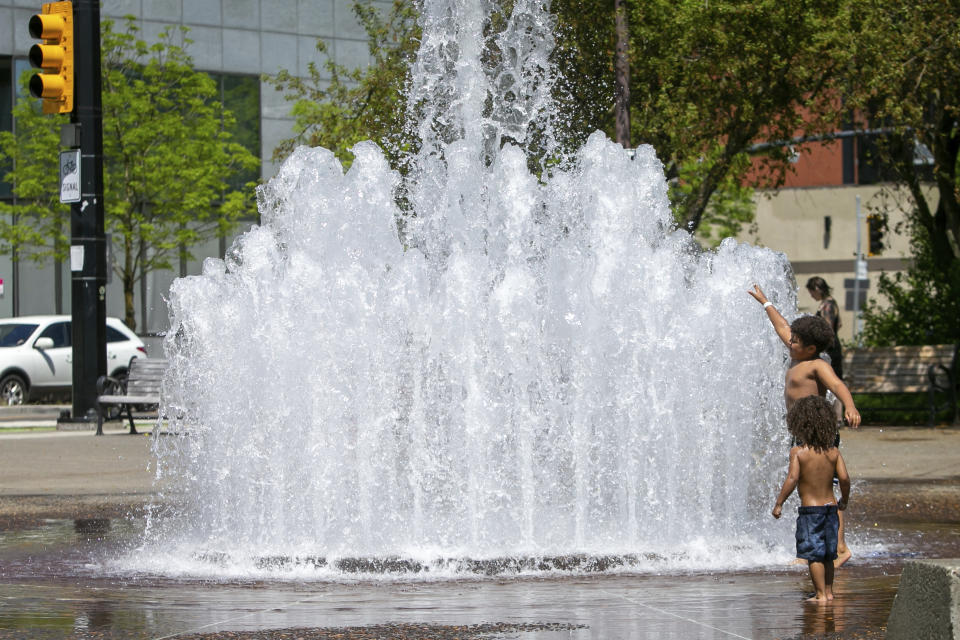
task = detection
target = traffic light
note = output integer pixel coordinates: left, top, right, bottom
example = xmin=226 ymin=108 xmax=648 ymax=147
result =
xmin=28 ymin=1 xmax=73 ymax=114
xmin=867 ymin=214 xmax=885 ymax=256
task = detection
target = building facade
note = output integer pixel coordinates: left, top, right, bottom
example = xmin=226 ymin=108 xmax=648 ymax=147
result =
xmin=743 ymin=135 xmax=923 ymax=341
xmin=0 ymin=0 xmax=386 ymax=335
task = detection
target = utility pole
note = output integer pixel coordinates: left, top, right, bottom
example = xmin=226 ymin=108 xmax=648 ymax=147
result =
xmin=852 ymin=195 xmax=866 ymax=345
xmin=66 ymin=0 xmax=107 ymax=422
xmin=29 ymin=0 xmax=106 ymax=423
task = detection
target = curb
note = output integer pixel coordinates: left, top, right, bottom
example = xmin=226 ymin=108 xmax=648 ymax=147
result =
xmin=0 ymin=405 xmax=69 ymax=420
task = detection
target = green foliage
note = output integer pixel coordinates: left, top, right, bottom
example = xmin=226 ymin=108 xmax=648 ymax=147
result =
xmin=0 ymin=19 xmax=259 ymax=331
xmin=0 ymin=80 xmax=70 ymax=263
xmin=844 ymin=2 xmax=960 ymax=347
xmin=669 ymin=144 xmax=757 ymax=248
xmin=552 ymin=0 xmax=853 ymax=241
xmin=860 ymin=217 xmax=960 ymax=346
xmin=264 ymin=0 xmax=420 ymax=169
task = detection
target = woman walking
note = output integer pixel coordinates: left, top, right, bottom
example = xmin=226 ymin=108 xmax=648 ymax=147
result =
xmin=806 ymin=276 xmax=843 ymax=380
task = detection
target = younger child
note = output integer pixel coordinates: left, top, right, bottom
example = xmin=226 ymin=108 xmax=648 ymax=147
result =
xmin=772 ymin=396 xmax=851 ymax=602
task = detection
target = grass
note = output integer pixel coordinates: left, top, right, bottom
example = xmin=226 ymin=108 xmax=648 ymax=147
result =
xmin=853 ymin=391 xmax=958 ymax=426
xmin=0 ymin=426 xmax=58 ymax=434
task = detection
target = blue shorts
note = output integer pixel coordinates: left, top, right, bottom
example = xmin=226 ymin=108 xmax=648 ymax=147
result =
xmin=795 ymin=505 xmax=839 ymax=562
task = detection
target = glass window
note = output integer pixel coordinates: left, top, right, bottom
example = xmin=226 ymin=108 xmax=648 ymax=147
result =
xmin=215 ymin=73 xmax=261 ymax=191
xmin=0 ymin=57 xmax=12 ymax=199
xmin=106 ymin=326 xmax=129 ymax=343
xmin=38 ymin=321 xmax=71 ymax=348
xmin=2 ymin=58 xmax=37 ymax=200
xmin=0 ymin=323 xmax=39 ymax=347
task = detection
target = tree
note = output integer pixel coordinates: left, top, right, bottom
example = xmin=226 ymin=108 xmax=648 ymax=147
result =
xmin=846 ymin=2 xmax=960 ymax=346
xmin=0 ymin=19 xmax=259 ymax=331
xmin=269 ymin=1 xmax=852 ymax=246
xmin=0 ymin=93 xmax=69 ymax=268
xmin=265 ymin=0 xmax=420 ymax=170
xmin=552 ymin=0 xmax=856 ymax=244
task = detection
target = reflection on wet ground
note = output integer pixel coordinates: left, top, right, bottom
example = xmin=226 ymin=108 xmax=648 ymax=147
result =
xmin=0 ymin=517 xmax=958 ymax=639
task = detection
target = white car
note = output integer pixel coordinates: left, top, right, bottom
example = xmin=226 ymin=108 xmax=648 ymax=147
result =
xmin=0 ymin=315 xmax=147 ymax=405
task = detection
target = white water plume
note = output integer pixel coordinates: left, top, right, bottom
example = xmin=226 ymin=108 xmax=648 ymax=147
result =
xmin=134 ymin=0 xmax=799 ymax=577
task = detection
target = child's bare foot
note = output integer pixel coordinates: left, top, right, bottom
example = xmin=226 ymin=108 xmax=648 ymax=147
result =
xmin=806 ymin=594 xmax=829 ymax=602
xmin=834 ymin=547 xmax=852 ymax=568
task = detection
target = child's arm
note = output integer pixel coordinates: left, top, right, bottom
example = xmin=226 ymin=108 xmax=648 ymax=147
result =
xmin=835 ymin=452 xmax=851 ymax=510
xmin=772 ymin=447 xmax=800 ymax=518
xmin=814 ymin=360 xmax=862 ymax=428
xmin=748 ymin=285 xmax=791 ymax=347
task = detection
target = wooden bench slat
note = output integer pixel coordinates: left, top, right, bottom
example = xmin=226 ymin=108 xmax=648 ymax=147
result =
xmin=98 ymin=395 xmax=160 ymax=404
xmin=841 ymin=344 xmax=959 ymax=425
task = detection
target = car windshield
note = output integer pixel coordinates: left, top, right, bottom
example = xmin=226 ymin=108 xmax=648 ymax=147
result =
xmin=0 ymin=324 xmax=39 ymax=347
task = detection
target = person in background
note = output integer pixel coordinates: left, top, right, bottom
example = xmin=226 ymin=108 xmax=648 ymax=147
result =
xmin=806 ymin=277 xmax=843 ymax=380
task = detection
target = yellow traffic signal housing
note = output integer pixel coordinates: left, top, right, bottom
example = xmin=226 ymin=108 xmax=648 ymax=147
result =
xmin=28 ymin=1 xmax=73 ymax=114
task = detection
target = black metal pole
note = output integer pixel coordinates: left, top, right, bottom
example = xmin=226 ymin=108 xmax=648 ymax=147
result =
xmin=66 ymin=0 xmax=106 ymax=424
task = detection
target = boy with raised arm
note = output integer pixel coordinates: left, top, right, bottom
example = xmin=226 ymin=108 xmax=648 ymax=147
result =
xmin=749 ymin=284 xmax=860 ymax=566
xmin=773 ymin=396 xmax=850 ymax=602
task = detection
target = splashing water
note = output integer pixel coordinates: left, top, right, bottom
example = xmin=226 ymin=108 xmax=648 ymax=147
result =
xmin=131 ymin=0 xmax=799 ymax=578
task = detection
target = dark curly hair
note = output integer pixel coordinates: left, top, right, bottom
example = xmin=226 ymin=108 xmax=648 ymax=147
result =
xmin=790 ymin=315 xmax=835 ymax=354
xmin=787 ymin=396 xmax=837 ymax=452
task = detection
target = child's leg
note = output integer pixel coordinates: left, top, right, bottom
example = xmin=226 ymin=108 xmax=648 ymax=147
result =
xmin=823 ymin=558 xmax=835 ymax=600
xmin=807 ymin=560 xmax=828 ymax=601
xmin=835 ymin=510 xmax=852 ymax=567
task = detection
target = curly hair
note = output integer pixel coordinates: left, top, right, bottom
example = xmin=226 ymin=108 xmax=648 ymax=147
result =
xmin=787 ymin=396 xmax=837 ymax=452
xmin=790 ymin=315 xmax=835 ymax=354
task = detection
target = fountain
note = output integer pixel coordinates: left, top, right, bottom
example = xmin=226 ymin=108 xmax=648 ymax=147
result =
xmin=131 ymin=0 xmax=798 ymax=578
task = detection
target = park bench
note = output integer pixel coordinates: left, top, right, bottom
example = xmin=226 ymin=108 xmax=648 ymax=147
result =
xmin=95 ymin=357 xmax=167 ymax=435
xmin=843 ymin=344 xmax=959 ymax=426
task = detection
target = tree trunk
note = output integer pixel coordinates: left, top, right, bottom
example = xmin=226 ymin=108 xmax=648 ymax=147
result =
xmin=124 ymin=276 xmax=136 ymax=332
xmin=613 ymin=0 xmax=631 ymax=148
xmin=124 ymin=235 xmax=136 ymax=332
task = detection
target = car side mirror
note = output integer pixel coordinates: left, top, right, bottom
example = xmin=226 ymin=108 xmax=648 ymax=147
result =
xmin=34 ymin=337 xmax=55 ymax=350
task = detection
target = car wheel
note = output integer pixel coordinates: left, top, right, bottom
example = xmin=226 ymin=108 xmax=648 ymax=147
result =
xmin=0 ymin=374 xmax=28 ymax=406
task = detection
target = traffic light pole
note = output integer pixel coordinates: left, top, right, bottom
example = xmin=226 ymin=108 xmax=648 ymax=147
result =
xmin=853 ymin=195 xmax=866 ymax=347
xmin=64 ymin=0 xmax=106 ymax=423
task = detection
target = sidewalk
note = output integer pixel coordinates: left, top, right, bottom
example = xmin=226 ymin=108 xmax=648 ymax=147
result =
xmin=0 ymin=424 xmax=956 ymax=498
xmin=0 ymin=427 xmax=159 ymax=497
xmin=0 ymin=404 xmax=67 ymax=428
xmin=839 ymin=425 xmax=960 ymax=481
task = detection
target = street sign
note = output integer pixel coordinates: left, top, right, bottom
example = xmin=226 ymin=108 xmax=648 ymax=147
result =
xmin=855 ymin=258 xmax=868 ymax=280
xmin=59 ymin=148 xmax=80 ymax=203
xmin=845 ymin=289 xmax=868 ymax=311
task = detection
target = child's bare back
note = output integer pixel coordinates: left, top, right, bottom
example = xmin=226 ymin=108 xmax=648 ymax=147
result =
xmin=772 ymin=396 xmax=851 ymax=601
xmin=793 ymin=445 xmax=847 ymax=506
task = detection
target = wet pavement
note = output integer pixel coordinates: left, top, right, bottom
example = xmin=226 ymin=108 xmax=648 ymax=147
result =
xmin=0 ymin=531 xmax=914 ymax=640
xmin=0 ymin=426 xmax=958 ymax=639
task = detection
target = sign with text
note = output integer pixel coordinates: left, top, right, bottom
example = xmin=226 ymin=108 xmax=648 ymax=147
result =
xmin=59 ymin=149 xmax=80 ymax=203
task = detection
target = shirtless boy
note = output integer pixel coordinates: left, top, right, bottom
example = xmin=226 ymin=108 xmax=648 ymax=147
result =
xmin=749 ymin=284 xmax=860 ymax=566
xmin=772 ymin=396 xmax=851 ymax=602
